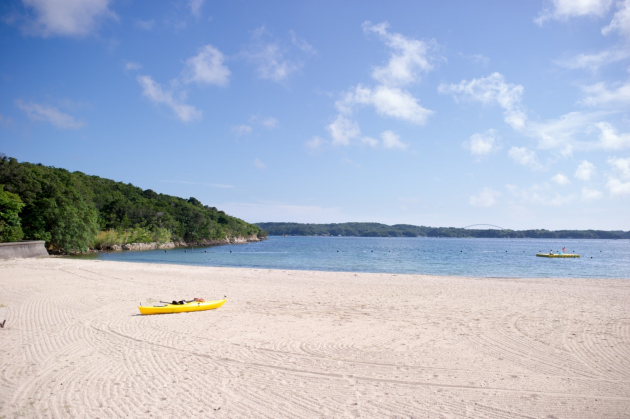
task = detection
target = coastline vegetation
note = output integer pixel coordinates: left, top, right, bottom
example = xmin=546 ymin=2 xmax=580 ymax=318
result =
xmin=0 ymin=185 xmax=25 ymax=242
xmin=93 ymin=227 xmax=173 ymax=249
xmin=256 ymin=222 xmax=630 ymax=240
xmin=0 ymin=156 xmax=264 ymax=253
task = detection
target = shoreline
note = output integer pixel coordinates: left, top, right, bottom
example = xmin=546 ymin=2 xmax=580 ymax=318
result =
xmin=53 ymin=234 xmax=265 ymax=255
xmin=1 ymin=258 xmax=629 ymax=418
xmin=59 ymin=255 xmax=630 ymax=281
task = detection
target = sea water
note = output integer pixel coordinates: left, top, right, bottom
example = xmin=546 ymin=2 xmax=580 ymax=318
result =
xmin=77 ymin=236 xmax=630 ymax=279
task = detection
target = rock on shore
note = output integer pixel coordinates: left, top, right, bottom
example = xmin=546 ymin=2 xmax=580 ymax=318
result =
xmin=97 ymin=234 xmax=263 ymax=252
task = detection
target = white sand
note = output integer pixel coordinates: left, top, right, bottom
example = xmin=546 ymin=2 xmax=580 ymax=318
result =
xmin=1 ymin=257 xmax=629 ymax=418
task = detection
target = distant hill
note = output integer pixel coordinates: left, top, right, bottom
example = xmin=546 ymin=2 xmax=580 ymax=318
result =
xmin=256 ymin=222 xmax=628 ymax=239
xmin=0 ymin=156 xmax=264 ymax=252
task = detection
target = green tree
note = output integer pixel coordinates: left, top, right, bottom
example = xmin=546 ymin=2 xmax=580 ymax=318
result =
xmin=47 ymin=188 xmax=99 ymax=252
xmin=0 ymin=156 xmax=264 ymax=251
xmin=0 ymin=185 xmax=25 ymax=242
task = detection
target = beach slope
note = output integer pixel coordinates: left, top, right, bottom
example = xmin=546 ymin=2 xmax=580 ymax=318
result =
xmin=1 ymin=258 xmax=629 ymax=418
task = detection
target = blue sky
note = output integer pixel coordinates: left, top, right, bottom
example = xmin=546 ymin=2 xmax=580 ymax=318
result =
xmin=1 ymin=0 xmax=629 ymax=230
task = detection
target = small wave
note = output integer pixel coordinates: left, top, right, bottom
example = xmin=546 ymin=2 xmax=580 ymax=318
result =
xmin=228 ymin=252 xmax=289 ymax=254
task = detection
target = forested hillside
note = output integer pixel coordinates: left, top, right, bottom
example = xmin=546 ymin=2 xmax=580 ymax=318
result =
xmin=256 ymin=222 xmax=629 ymax=239
xmin=0 ymin=156 xmax=263 ymax=252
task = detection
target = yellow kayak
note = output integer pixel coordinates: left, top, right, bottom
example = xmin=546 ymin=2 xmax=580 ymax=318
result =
xmin=138 ymin=298 xmax=226 ymax=315
xmin=536 ymin=254 xmax=580 ymax=258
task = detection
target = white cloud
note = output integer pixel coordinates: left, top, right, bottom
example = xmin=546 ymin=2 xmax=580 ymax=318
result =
xmin=370 ymin=86 xmax=433 ymax=124
xmin=243 ymin=26 xmax=312 ymax=82
xmin=320 ymin=129 xmax=407 ymax=150
xmin=182 ymin=45 xmax=230 ymax=87
xmin=535 ymin=0 xmax=613 ymax=25
xmin=254 ymin=158 xmax=267 ymax=170
xmin=21 ymin=0 xmax=117 ymax=37
xmin=0 ymin=113 xmax=14 ymax=127
xmin=524 ymin=111 xmax=604 ymax=153
xmin=246 ymin=43 xmax=299 ymax=82
xmin=137 ymin=75 xmax=201 ymax=122
xmin=317 ymin=22 xmax=436 ymax=153
xmin=362 ymin=21 xmax=436 ymax=87
xmin=439 ymin=73 xmax=523 ymax=109
xmin=595 ymin=122 xmax=630 ymax=149
xmin=15 ymin=100 xmax=84 ymax=129
xmin=318 ymin=22 xmax=435 ymax=152
xmin=137 ymin=46 xmax=228 ymax=121
xmin=582 ymin=187 xmax=604 ymax=200
xmin=341 ymin=158 xmax=362 ymax=168
xmin=261 ymin=117 xmax=278 ymax=129
xmin=469 ymin=187 xmax=500 ymax=207
xmin=248 ymin=115 xmax=279 ymax=129
xmin=326 ymin=115 xmax=360 ymax=146
xmin=508 ymin=146 xmax=542 ymax=170
xmin=606 ymin=177 xmax=630 ymax=195
xmin=575 ymin=160 xmax=596 ymax=180
xmin=551 ymin=173 xmax=571 ymax=185
xmin=360 ymin=136 xmax=379 ymax=148
xmin=381 ymin=130 xmax=408 ymax=150
xmin=289 ymin=30 xmax=317 ymax=55
xmin=553 ymin=1 xmax=630 ymax=71
xmin=232 ymin=125 xmax=252 ymax=136
xmin=136 ymin=19 xmax=155 ymax=31
xmin=305 ymin=136 xmax=326 ymax=150
xmin=581 ymin=80 xmax=630 ymax=107
xmin=523 ymin=112 xmax=630 ymax=153
xmin=337 ymin=84 xmax=433 ymax=125
xmin=438 ymin=73 xmax=526 ymax=129
xmin=188 ymin=0 xmax=204 ymax=17
xmin=459 ymin=52 xmax=490 ymax=66
xmin=507 ymin=183 xmax=575 ymax=206
xmin=602 ymin=0 xmax=630 ymax=39
xmin=441 ymin=75 xmax=622 ymax=153
xmin=125 ymin=61 xmax=142 ymax=71
xmin=608 ymin=156 xmax=630 ymax=178
xmin=555 ymin=47 xmax=630 ymax=71
xmin=463 ymin=129 xmax=499 ymax=156
xmin=605 ymin=157 xmax=630 ymax=196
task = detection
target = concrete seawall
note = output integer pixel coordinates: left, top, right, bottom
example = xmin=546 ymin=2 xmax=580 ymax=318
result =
xmin=0 ymin=241 xmax=49 ymax=260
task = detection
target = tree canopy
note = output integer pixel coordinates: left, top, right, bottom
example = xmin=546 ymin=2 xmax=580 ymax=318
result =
xmin=0 ymin=185 xmax=25 ymax=242
xmin=0 ymin=156 xmax=263 ymax=252
xmin=256 ymin=222 xmax=629 ymax=239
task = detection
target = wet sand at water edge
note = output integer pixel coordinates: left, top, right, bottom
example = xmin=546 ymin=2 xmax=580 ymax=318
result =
xmin=1 ymin=258 xmax=629 ymax=418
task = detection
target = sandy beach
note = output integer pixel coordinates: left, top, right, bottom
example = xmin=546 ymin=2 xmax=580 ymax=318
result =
xmin=1 ymin=258 xmax=629 ymax=418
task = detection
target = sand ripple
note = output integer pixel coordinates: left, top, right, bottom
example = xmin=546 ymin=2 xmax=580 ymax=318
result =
xmin=1 ymin=259 xmax=629 ymax=418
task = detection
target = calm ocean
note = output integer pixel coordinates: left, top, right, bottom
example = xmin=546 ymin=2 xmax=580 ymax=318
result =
xmin=76 ymin=236 xmax=630 ymax=279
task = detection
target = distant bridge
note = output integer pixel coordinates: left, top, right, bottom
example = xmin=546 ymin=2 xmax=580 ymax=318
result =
xmin=462 ymin=224 xmax=507 ymax=230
